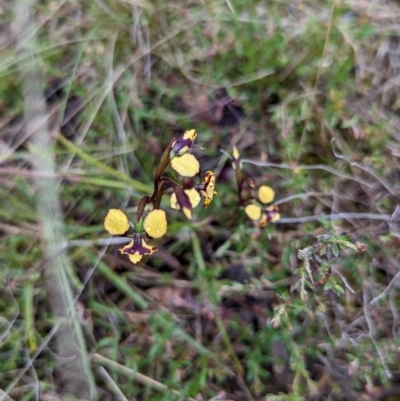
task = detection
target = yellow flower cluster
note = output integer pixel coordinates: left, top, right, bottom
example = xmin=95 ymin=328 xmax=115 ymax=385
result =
xmin=104 ymin=129 xmax=217 ymax=265
xmin=232 ymin=146 xmax=280 ymax=227
xmin=169 ymin=171 xmax=217 ymax=219
xmin=245 ymin=185 xmax=281 ymax=227
xmin=168 ymin=130 xmax=217 ymax=219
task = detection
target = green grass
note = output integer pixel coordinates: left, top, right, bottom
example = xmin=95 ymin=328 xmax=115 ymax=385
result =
xmin=1 ymin=1 xmax=400 ymax=400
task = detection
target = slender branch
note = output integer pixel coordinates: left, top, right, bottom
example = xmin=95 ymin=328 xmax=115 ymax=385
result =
xmin=66 ymin=237 xmax=131 ymax=247
xmin=370 ymin=271 xmax=400 ymax=306
xmin=96 ymin=366 xmax=129 ymax=401
xmin=331 ymin=138 xmax=399 ymax=196
xmin=0 ymin=391 xmax=13 ymax=401
xmin=276 ymin=213 xmax=392 ymax=224
xmin=331 ymin=266 xmax=356 ymax=294
xmin=363 ymin=286 xmax=393 ymax=379
xmin=92 ymin=353 xmax=196 ymax=401
xmin=241 ymin=158 xmax=374 ymax=188
xmin=390 ymin=290 xmax=400 ymax=339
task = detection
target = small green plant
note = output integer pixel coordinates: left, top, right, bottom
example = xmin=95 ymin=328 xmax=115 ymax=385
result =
xmin=295 ymin=232 xmax=367 ymax=300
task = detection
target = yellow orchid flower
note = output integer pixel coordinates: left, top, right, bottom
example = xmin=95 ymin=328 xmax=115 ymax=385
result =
xmin=200 ymin=171 xmax=217 ymax=208
xmin=260 ymin=205 xmax=281 ymax=227
xmin=120 ymin=235 xmax=157 ymax=264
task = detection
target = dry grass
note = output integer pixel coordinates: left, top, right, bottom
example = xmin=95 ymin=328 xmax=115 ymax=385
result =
xmin=1 ymin=0 xmax=400 ymax=400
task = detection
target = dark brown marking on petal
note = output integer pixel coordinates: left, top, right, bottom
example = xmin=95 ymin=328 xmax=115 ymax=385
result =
xmin=260 ymin=205 xmax=279 ymax=227
xmin=174 ymin=185 xmax=192 ymax=214
xmin=120 ymin=235 xmax=156 ymax=256
xmin=170 ymin=137 xmax=194 ymax=157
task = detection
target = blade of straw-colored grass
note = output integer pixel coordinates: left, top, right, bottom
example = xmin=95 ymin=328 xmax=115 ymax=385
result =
xmin=23 ymin=282 xmax=36 ymax=352
xmin=92 ymin=353 xmax=197 ymax=401
xmin=96 ymin=366 xmax=129 ymax=401
xmin=276 ymin=213 xmax=392 ymax=224
xmin=96 ymin=259 xmax=148 ymax=309
xmin=72 ymin=176 xmax=139 ymax=190
xmin=12 ymin=1 xmax=96 ymax=399
xmin=56 ymin=134 xmax=152 ymax=194
xmin=0 ymin=391 xmax=13 ymax=401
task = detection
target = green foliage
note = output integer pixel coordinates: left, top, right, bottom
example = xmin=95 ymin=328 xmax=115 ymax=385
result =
xmin=2 ymin=0 xmax=399 ymax=400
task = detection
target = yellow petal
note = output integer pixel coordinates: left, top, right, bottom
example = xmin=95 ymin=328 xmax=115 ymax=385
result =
xmin=245 ymin=204 xmax=262 ymax=220
xmin=128 ymin=253 xmax=142 ymax=264
xmin=201 ymin=171 xmax=217 ymax=208
xmin=170 ymin=192 xmax=179 ymax=209
xmin=144 ymin=209 xmax=167 ymax=238
xmin=183 ymin=129 xmax=197 ymax=141
xmin=203 ymin=171 xmax=216 ymax=199
xmin=258 ymin=185 xmax=275 ymax=204
xmin=104 ymin=209 xmax=129 ymax=235
xmin=170 ymin=188 xmax=200 ymax=210
xmin=170 ymin=130 xmax=197 ymax=158
xmin=141 ymin=239 xmax=158 ymax=255
xmin=182 ymin=206 xmax=192 ymax=220
xmin=171 ymin=153 xmax=200 ymax=177
xmin=232 ymin=146 xmax=242 ymax=170
xmin=232 ymin=146 xmax=240 ymax=160
xmin=271 ymin=212 xmax=281 ymax=222
xmin=185 ymin=188 xmax=201 ymax=208
xmin=120 ymin=240 xmax=133 ymax=253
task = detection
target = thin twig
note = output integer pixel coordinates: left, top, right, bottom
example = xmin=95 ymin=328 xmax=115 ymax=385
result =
xmin=390 ymin=289 xmax=400 ymax=339
xmin=180 ymin=66 xmax=275 ymax=89
xmin=363 ymin=286 xmax=393 ymax=379
xmin=370 ymin=271 xmax=400 ymax=306
xmin=331 ymin=138 xmax=399 ymax=196
xmin=276 ymin=213 xmax=392 ymax=224
xmin=92 ymin=353 xmax=197 ymax=401
xmin=274 ymin=191 xmax=326 ymax=206
xmin=241 ymin=158 xmax=374 ymax=188
xmin=96 ymin=366 xmax=129 ymax=401
xmin=66 ymin=236 xmax=131 ymax=248
xmin=0 ymin=391 xmax=13 ymax=401
xmin=331 ymin=266 xmax=356 ymax=294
